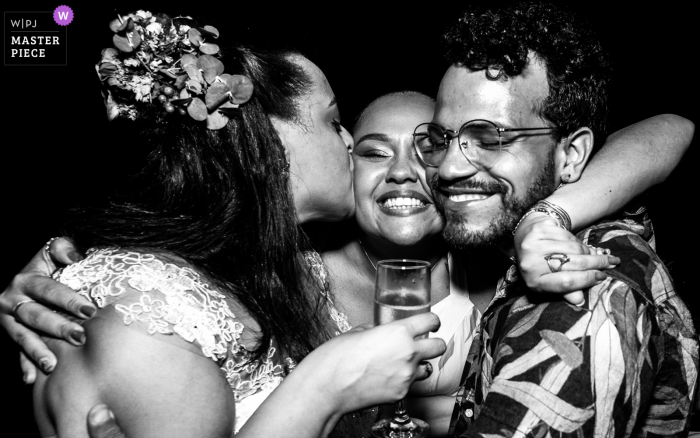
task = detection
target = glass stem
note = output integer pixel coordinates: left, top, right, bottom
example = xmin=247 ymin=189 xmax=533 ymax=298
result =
xmin=392 ymin=399 xmax=411 ymax=425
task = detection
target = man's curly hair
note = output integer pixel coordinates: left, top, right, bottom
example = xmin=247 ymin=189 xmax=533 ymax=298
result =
xmin=443 ymin=2 xmax=612 ymax=148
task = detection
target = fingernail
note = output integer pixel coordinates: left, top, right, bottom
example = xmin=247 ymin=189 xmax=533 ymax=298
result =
xmin=609 ymin=256 xmax=621 ymax=265
xmin=68 ymin=250 xmax=84 ymax=262
xmin=80 ymin=305 xmax=96 ymax=318
xmin=595 ymin=271 xmax=607 ymax=281
xmin=93 ymin=405 xmax=114 ymax=423
xmin=70 ymin=330 xmax=86 ymax=344
xmin=23 ymin=374 xmax=29 ymax=384
xmin=40 ymin=359 xmax=55 ymax=373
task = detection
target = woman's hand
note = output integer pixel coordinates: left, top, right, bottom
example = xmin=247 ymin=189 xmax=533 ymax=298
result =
xmin=301 ymin=312 xmax=445 ymax=413
xmin=514 ymin=213 xmax=620 ymax=304
xmin=0 ymin=237 xmax=94 ymax=380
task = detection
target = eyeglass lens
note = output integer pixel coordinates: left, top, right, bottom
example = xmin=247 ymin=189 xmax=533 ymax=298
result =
xmin=414 ymin=121 xmax=502 ymax=167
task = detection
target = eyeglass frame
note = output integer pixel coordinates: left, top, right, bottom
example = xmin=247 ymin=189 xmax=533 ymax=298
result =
xmin=412 ymin=119 xmax=556 ymax=168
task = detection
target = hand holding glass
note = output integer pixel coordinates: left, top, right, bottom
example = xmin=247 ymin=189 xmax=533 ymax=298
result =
xmin=371 ymin=259 xmax=431 ymax=438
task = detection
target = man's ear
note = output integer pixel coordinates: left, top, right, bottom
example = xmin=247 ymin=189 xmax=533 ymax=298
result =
xmin=559 ymin=127 xmax=594 ymax=184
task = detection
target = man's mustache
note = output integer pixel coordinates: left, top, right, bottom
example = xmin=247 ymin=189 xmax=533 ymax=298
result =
xmin=431 ymin=176 xmax=508 ymax=195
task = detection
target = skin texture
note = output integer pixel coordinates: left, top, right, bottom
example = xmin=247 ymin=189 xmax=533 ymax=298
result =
xmin=272 ymin=57 xmax=355 ymax=223
xmin=352 ymin=93 xmax=444 ymax=251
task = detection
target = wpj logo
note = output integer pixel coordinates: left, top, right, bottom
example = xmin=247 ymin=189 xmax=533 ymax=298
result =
xmin=4 ymin=7 xmax=71 ymax=66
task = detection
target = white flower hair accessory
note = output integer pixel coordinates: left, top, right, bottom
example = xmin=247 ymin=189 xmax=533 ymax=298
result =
xmin=96 ymin=11 xmax=254 ymax=130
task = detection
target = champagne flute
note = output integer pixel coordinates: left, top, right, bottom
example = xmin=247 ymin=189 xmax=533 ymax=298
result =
xmin=371 ymin=259 xmax=431 ymax=438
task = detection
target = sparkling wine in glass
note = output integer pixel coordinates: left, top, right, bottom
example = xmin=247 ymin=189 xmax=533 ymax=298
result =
xmin=371 ymin=259 xmax=431 ymax=438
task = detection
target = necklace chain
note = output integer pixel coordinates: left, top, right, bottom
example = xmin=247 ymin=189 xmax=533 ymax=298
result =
xmin=357 ymin=238 xmax=445 ymax=272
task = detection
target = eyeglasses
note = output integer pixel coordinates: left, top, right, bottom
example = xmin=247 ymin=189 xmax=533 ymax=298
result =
xmin=412 ymin=119 xmax=555 ymax=168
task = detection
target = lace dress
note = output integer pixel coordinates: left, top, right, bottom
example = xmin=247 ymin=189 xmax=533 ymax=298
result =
xmin=54 ymin=248 xmax=352 ymax=434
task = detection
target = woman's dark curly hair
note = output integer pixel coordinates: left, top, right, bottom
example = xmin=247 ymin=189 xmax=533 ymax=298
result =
xmin=443 ymin=2 xmax=612 ymax=148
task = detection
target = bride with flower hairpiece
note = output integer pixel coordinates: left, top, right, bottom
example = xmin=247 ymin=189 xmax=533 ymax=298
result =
xmin=1 ymin=10 xmax=445 ymax=438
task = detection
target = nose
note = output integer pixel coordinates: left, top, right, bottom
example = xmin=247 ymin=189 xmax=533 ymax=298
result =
xmin=386 ymin=147 xmax=420 ymax=184
xmin=437 ymin=140 xmax=479 ymax=182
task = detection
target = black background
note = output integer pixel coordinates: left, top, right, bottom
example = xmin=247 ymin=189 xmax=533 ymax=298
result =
xmin=1 ymin=2 xmax=697 ymax=436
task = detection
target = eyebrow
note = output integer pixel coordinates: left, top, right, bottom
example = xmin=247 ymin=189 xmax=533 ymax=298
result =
xmin=355 ymin=133 xmax=392 ymax=145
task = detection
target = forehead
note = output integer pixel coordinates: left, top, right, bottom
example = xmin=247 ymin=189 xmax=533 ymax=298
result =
xmin=293 ymin=56 xmax=333 ymax=101
xmin=435 ymin=57 xmax=549 ymax=127
xmin=355 ymin=95 xmax=434 ymax=137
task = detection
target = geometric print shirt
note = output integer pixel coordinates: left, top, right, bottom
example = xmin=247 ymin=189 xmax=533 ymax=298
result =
xmin=450 ymin=215 xmax=699 ymax=437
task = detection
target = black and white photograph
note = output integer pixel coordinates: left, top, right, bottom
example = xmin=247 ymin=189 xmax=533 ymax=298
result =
xmin=2 ymin=2 xmax=697 ymax=437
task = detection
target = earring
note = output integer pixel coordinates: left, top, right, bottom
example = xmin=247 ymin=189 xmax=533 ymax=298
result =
xmin=556 ymin=174 xmax=570 ymax=190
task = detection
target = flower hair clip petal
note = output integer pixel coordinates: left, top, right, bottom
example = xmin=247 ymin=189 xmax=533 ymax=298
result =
xmin=95 ymin=10 xmax=254 ymax=130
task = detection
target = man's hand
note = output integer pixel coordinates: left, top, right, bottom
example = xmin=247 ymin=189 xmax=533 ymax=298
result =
xmin=514 ymin=213 xmax=620 ymax=304
xmin=0 ymin=238 xmax=94 ymax=381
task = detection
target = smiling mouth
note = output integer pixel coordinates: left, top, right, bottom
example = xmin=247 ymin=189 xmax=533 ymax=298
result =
xmin=447 ymin=193 xmax=493 ymax=204
xmin=381 ymin=197 xmax=427 ymax=210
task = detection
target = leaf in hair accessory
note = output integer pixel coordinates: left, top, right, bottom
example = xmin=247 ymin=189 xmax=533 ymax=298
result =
xmin=174 ymin=75 xmax=188 ymax=90
xmin=109 ymin=17 xmax=135 ymax=33
xmin=187 ymin=97 xmax=208 ymax=121
xmin=113 ymin=34 xmax=134 ymax=53
xmin=206 ymin=111 xmax=228 ymax=130
xmin=202 ymin=25 xmax=220 ymax=38
xmin=197 ymin=55 xmax=224 ymax=83
xmin=199 ymin=43 xmax=220 ymax=55
xmin=159 ymin=68 xmax=177 ymax=79
xmin=129 ymin=31 xmax=142 ymax=50
xmin=184 ymin=65 xmax=203 ymax=84
xmin=98 ymin=62 xmax=119 ymax=78
xmin=169 ymin=97 xmax=193 ymax=106
xmin=205 ymin=82 xmax=230 ymax=110
xmin=185 ymin=79 xmax=202 ymax=94
xmin=101 ymin=48 xmax=119 ymax=60
xmin=180 ymin=88 xmax=191 ymax=99
xmin=224 ymin=75 xmax=254 ymax=104
xmin=188 ymin=28 xmax=203 ymax=47
xmin=181 ymin=54 xmax=197 ymax=69
xmin=107 ymin=77 xmax=121 ymax=87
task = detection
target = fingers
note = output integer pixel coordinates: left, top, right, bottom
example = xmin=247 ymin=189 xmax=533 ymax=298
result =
xmin=534 ymin=271 xmax=609 ymax=294
xmin=13 ymin=296 xmax=88 ymax=345
xmin=1 ymin=314 xmax=58 ymax=373
xmin=415 ymin=337 xmax=447 ymax=360
xmin=552 ymin=254 xmax=620 ymax=272
xmin=397 ymin=312 xmax=441 ymax=338
xmin=49 ymin=237 xmax=84 ymax=265
xmin=87 ymin=405 xmax=128 ymax=438
xmin=562 ymin=291 xmax=585 ymax=306
xmin=20 ymin=351 xmax=37 ymax=384
xmin=414 ymin=361 xmax=434 ymax=381
xmin=22 ymin=275 xmax=95 ymax=320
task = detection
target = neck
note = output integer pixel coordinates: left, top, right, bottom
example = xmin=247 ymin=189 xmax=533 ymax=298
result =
xmin=357 ymin=231 xmax=448 ymax=270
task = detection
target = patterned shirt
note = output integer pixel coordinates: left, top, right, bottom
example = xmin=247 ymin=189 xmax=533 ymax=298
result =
xmin=450 ymin=217 xmax=699 ymax=437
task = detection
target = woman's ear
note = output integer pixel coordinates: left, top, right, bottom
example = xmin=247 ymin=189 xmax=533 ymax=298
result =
xmin=560 ymin=127 xmax=594 ymax=184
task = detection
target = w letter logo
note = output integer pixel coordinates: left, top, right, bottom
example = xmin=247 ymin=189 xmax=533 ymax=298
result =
xmin=53 ymin=6 xmax=73 ymax=26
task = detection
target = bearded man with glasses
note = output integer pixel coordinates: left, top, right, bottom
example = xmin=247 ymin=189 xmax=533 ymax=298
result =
xmin=421 ymin=3 xmax=698 ymax=437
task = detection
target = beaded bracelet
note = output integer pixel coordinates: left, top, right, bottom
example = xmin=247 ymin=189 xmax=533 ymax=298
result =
xmin=512 ymin=200 xmax=572 ymax=235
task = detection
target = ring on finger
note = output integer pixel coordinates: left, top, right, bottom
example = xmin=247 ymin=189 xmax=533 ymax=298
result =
xmin=12 ymin=299 xmax=36 ymax=317
xmin=45 ymin=237 xmax=59 ymax=256
xmin=544 ymin=253 xmax=570 ymax=273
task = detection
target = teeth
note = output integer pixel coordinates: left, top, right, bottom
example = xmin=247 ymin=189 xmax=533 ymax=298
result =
xmin=382 ymin=197 xmax=426 ymax=209
xmin=449 ymin=194 xmax=490 ymax=203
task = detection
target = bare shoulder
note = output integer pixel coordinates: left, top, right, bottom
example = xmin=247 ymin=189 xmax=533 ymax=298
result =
xmin=35 ymin=249 xmax=237 ymax=438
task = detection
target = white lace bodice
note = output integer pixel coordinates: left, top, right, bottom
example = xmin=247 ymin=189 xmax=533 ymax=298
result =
xmin=54 ymin=248 xmax=347 ymax=433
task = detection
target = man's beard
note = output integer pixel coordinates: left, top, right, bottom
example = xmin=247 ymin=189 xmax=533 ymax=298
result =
xmin=433 ymin=152 xmax=557 ymax=250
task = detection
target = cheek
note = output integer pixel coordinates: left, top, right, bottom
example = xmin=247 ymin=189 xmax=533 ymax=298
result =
xmin=353 ymin=165 xmax=383 ymax=205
